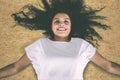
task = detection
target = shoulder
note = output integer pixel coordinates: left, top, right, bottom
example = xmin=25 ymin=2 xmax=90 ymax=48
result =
xmin=25 ymin=37 xmax=48 ymax=49
xmin=72 ymin=37 xmax=83 ymax=42
xmin=72 ymin=38 xmax=89 ymax=45
xmin=72 ymin=38 xmax=95 ymax=50
xmin=33 ymin=37 xmax=48 ymax=43
xmin=74 ymin=38 xmax=96 ymax=59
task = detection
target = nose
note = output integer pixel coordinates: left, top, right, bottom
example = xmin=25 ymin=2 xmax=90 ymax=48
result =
xmin=59 ymin=21 xmax=64 ymax=26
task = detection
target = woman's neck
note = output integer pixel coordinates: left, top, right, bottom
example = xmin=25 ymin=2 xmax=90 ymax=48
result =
xmin=53 ymin=36 xmax=70 ymax=42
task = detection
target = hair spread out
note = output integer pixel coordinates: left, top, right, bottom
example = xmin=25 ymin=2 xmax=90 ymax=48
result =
xmin=11 ymin=0 xmax=110 ymax=47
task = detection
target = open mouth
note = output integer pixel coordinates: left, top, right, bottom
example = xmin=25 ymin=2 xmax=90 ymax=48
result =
xmin=57 ymin=27 xmax=67 ymax=31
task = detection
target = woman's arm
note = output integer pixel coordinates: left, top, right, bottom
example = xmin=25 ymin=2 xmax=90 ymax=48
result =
xmin=90 ymin=51 xmax=120 ymax=75
xmin=0 ymin=53 xmax=31 ymax=79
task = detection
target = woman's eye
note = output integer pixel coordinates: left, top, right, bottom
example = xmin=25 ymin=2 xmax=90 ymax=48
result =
xmin=64 ymin=20 xmax=69 ymax=24
xmin=53 ymin=20 xmax=70 ymax=25
xmin=54 ymin=21 xmax=60 ymax=24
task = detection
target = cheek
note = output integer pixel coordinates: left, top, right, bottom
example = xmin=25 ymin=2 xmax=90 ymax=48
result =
xmin=51 ymin=23 xmax=57 ymax=32
xmin=51 ymin=22 xmax=54 ymax=29
xmin=68 ymin=24 xmax=71 ymax=31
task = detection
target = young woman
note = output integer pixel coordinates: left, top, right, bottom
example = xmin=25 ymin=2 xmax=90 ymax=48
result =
xmin=0 ymin=0 xmax=120 ymax=80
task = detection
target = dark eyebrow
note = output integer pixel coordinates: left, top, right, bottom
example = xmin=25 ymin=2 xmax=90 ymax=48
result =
xmin=65 ymin=18 xmax=70 ymax=20
xmin=53 ymin=18 xmax=70 ymax=20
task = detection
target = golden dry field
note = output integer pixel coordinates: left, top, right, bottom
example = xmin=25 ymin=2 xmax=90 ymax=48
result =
xmin=0 ymin=0 xmax=120 ymax=80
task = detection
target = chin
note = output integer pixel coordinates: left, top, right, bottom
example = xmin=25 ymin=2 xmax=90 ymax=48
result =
xmin=57 ymin=34 xmax=69 ymax=38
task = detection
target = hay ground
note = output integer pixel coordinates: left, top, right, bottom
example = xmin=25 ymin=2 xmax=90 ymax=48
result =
xmin=0 ymin=0 xmax=120 ymax=80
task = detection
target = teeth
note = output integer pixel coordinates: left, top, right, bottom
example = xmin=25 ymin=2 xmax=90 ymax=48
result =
xmin=57 ymin=27 xmax=66 ymax=31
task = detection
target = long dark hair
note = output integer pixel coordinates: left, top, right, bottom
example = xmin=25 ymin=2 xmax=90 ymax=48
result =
xmin=11 ymin=0 xmax=110 ymax=47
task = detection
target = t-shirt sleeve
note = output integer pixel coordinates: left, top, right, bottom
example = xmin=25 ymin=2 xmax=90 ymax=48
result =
xmin=81 ymin=40 xmax=96 ymax=61
xmin=25 ymin=40 xmax=41 ymax=63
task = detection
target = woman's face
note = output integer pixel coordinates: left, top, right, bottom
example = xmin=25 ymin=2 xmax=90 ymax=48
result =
xmin=51 ymin=13 xmax=71 ymax=40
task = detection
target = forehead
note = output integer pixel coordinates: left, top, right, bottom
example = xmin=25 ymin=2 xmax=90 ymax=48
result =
xmin=53 ymin=13 xmax=70 ymax=19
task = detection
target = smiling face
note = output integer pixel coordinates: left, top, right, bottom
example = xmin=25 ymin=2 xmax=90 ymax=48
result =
xmin=51 ymin=13 xmax=71 ymax=41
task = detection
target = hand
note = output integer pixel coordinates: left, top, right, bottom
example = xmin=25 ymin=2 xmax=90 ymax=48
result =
xmin=0 ymin=53 xmax=31 ymax=79
xmin=90 ymin=51 xmax=120 ymax=75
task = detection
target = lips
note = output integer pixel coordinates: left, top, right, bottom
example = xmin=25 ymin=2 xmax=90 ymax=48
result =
xmin=57 ymin=27 xmax=67 ymax=31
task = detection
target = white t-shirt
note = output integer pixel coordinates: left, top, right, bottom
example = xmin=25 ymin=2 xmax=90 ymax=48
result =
xmin=25 ymin=38 xmax=96 ymax=80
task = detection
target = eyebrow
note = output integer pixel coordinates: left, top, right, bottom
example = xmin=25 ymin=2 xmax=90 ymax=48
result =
xmin=53 ymin=18 xmax=70 ymax=20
